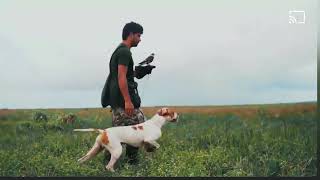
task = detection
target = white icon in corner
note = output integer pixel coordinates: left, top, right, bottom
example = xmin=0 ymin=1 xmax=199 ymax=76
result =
xmin=289 ymin=10 xmax=305 ymax=24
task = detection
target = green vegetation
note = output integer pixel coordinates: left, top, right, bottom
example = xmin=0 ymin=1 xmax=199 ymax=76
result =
xmin=0 ymin=105 xmax=316 ymax=176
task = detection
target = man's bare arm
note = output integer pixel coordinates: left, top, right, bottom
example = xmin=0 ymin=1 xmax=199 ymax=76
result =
xmin=118 ymin=65 xmax=134 ymax=116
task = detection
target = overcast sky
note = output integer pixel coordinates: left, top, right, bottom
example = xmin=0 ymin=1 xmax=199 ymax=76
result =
xmin=0 ymin=0 xmax=317 ymax=109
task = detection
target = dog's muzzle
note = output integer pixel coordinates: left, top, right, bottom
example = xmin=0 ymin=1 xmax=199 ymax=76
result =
xmin=171 ymin=113 xmax=179 ymax=122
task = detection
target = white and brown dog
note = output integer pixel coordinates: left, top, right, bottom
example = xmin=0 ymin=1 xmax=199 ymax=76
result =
xmin=73 ymin=107 xmax=179 ymax=172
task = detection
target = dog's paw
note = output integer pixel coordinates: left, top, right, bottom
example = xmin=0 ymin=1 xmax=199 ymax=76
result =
xmin=105 ymin=166 xmax=115 ymax=172
xmin=77 ymin=158 xmax=84 ymax=164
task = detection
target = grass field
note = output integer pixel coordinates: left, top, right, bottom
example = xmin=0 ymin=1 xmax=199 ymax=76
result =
xmin=0 ymin=103 xmax=317 ymax=177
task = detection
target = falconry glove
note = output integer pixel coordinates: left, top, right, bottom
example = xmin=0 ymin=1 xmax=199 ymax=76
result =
xmin=135 ymin=65 xmax=156 ymax=79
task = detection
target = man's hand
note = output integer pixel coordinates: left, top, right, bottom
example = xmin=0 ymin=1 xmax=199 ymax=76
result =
xmin=134 ymin=65 xmax=156 ymax=79
xmin=124 ymin=100 xmax=134 ymax=117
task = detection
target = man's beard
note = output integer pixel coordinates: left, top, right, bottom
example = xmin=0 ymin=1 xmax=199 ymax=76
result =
xmin=132 ymin=41 xmax=139 ymax=47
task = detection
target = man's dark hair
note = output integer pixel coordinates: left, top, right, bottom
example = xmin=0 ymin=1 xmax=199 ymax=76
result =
xmin=122 ymin=22 xmax=143 ymax=40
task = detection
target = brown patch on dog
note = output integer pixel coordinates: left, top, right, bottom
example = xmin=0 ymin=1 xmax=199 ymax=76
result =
xmin=101 ymin=131 xmax=109 ymax=145
xmin=132 ymin=126 xmax=138 ymax=130
xmin=158 ymin=108 xmax=175 ymax=119
xmin=138 ymin=125 xmax=143 ymax=130
xmin=157 ymin=108 xmax=169 ymax=116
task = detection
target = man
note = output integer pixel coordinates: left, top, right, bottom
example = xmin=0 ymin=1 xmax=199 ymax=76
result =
xmin=101 ymin=22 xmax=155 ymax=165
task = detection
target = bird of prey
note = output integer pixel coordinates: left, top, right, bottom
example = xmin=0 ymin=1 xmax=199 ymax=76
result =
xmin=139 ymin=53 xmax=155 ymax=65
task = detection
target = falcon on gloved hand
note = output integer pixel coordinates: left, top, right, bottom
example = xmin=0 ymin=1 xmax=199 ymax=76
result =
xmin=139 ymin=53 xmax=154 ymax=65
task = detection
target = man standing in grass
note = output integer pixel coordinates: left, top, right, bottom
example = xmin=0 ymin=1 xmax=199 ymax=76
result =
xmin=101 ymin=22 xmax=155 ymax=165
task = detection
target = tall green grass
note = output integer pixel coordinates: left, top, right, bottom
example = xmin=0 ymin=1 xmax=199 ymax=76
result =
xmin=0 ymin=107 xmax=316 ymax=176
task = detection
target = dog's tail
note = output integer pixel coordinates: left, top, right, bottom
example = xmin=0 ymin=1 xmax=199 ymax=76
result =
xmin=73 ymin=128 xmax=104 ymax=134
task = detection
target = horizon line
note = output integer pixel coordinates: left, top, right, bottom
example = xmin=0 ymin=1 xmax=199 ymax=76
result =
xmin=1 ymin=101 xmax=316 ymax=110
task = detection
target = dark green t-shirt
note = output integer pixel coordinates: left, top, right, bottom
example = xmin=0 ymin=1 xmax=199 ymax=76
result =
xmin=102 ymin=43 xmax=140 ymax=109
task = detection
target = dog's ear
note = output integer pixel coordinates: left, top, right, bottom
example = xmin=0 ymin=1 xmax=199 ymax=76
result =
xmin=157 ymin=108 xmax=169 ymax=116
xmin=157 ymin=108 xmax=176 ymax=120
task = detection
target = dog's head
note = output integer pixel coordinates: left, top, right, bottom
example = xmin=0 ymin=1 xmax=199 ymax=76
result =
xmin=157 ymin=107 xmax=179 ymax=122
